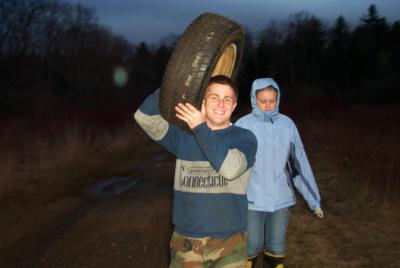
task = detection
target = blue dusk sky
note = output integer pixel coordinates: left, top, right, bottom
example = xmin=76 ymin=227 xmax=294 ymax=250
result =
xmin=64 ymin=0 xmax=400 ymax=44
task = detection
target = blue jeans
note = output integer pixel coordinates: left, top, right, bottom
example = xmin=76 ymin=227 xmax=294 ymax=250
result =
xmin=247 ymin=207 xmax=290 ymax=258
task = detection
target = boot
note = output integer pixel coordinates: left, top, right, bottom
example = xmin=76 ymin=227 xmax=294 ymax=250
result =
xmin=246 ymin=256 xmax=258 ymax=268
xmin=263 ymin=252 xmax=285 ymax=268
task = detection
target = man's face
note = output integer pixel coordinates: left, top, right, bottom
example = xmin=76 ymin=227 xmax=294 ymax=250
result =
xmin=256 ymin=88 xmax=277 ymax=112
xmin=202 ymin=83 xmax=237 ymax=130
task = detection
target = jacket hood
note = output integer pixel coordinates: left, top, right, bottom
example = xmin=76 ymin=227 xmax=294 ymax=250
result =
xmin=250 ymin=78 xmax=281 ymax=122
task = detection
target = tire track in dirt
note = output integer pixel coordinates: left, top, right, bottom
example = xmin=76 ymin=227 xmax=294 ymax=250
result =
xmin=37 ymin=152 xmax=175 ymax=268
xmin=0 ymin=149 xmax=174 ymax=268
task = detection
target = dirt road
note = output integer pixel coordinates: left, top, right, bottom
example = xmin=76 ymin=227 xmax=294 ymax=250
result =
xmin=1 ymin=115 xmax=399 ymax=267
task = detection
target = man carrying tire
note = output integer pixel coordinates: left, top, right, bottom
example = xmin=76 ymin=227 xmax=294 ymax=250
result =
xmin=134 ymin=75 xmax=257 ymax=267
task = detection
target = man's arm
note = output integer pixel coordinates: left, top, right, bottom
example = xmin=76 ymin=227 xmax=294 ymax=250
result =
xmin=175 ymin=102 xmax=257 ymax=179
xmin=133 ymin=89 xmax=178 ymax=154
xmin=193 ymin=123 xmax=257 ymax=180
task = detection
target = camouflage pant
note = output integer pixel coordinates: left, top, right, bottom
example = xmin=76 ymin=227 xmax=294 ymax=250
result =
xmin=169 ymin=231 xmax=247 ymax=268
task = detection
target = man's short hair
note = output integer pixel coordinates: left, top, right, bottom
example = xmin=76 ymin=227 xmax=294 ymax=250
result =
xmin=207 ymin=75 xmax=238 ymax=100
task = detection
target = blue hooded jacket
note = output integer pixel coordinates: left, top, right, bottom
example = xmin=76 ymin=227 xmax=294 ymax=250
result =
xmin=235 ymin=78 xmax=321 ymax=212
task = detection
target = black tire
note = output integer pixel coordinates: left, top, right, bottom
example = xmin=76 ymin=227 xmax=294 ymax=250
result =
xmin=159 ymin=12 xmax=245 ymax=130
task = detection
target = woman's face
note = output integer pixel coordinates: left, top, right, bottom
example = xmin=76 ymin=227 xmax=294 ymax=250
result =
xmin=256 ymin=88 xmax=277 ymax=112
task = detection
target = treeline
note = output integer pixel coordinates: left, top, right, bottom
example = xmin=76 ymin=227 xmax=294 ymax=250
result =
xmin=1 ymin=1 xmax=399 ymax=115
xmin=0 ymin=0 xmax=172 ymax=114
xmin=240 ymin=5 xmax=400 ymax=102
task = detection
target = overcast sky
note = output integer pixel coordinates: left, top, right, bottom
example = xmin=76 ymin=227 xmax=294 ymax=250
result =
xmin=64 ymin=0 xmax=400 ymax=44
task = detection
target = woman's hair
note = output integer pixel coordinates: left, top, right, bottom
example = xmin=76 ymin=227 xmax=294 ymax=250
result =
xmin=256 ymin=86 xmax=278 ymax=97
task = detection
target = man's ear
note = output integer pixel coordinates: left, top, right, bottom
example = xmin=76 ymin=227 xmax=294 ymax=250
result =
xmin=201 ymin=99 xmax=206 ymax=114
xmin=232 ymin=101 xmax=237 ymax=112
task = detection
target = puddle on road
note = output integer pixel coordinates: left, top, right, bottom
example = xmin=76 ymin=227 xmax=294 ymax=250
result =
xmin=85 ymin=176 xmax=171 ymax=198
xmin=86 ymin=176 xmax=138 ymax=198
xmin=153 ymin=153 xmax=169 ymax=162
xmin=86 ymin=152 xmax=172 ymax=198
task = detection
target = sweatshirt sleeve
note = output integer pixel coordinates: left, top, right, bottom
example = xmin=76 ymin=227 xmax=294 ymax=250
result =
xmin=133 ymin=88 xmax=179 ymax=155
xmin=291 ymin=125 xmax=321 ymax=210
xmin=192 ymin=123 xmax=257 ymax=180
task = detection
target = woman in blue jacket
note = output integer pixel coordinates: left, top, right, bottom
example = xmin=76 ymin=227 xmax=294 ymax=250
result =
xmin=235 ymin=78 xmax=324 ymax=268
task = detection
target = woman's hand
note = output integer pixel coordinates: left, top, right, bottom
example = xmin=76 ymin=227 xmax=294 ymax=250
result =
xmin=313 ymin=207 xmax=324 ymax=218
